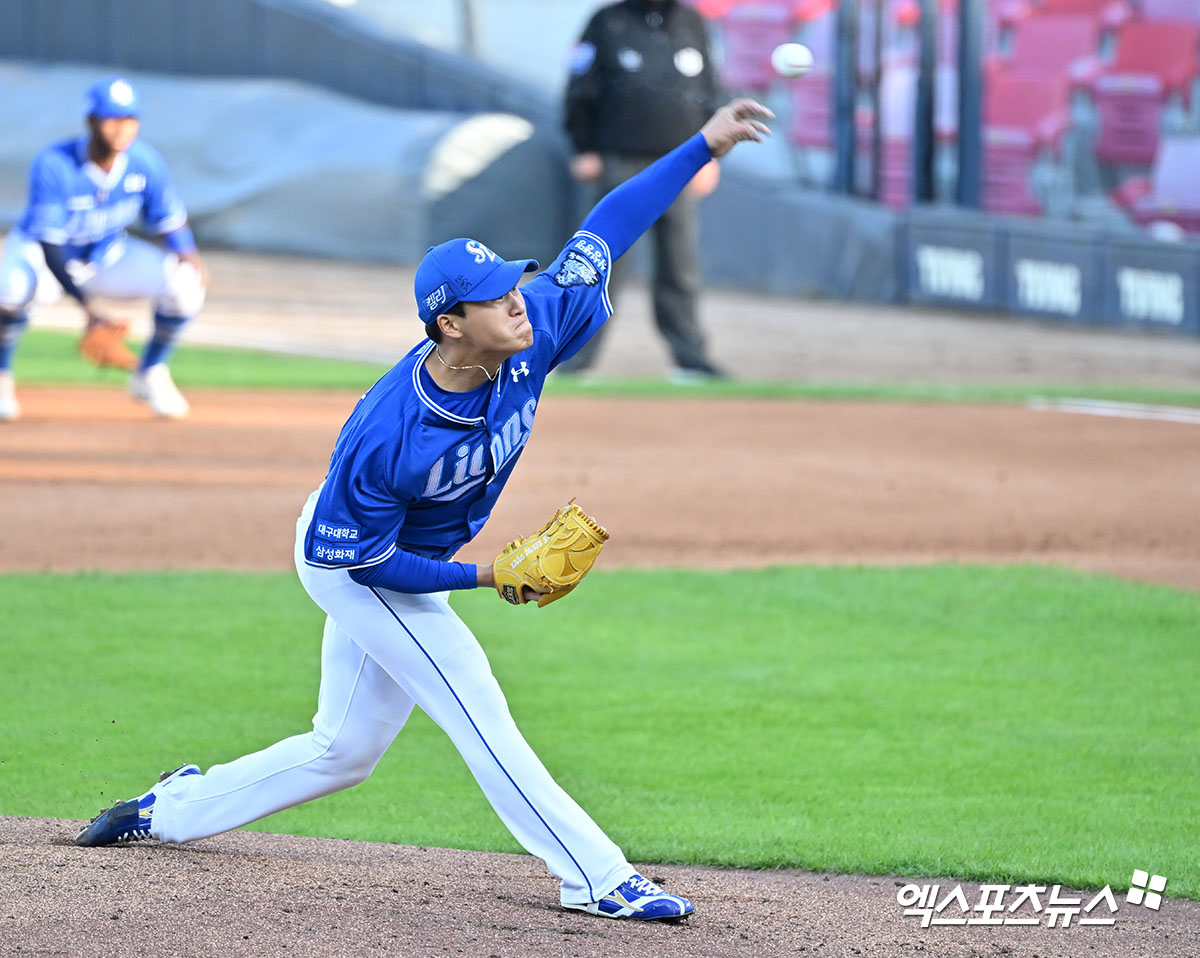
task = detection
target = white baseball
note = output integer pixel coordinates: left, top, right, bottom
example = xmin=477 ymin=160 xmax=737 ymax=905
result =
xmin=771 ymin=42 xmax=814 ymax=78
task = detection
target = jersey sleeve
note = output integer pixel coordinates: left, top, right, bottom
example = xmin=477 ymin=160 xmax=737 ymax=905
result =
xmin=577 ymin=132 xmax=711 ymax=262
xmin=22 ymin=152 xmax=72 ymax=245
xmin=138 ymin=146 xmax=189 ymax=235
xmin=521 ymin=230 xmax=615 ymax=369
xmin=304 ymin=434 xmax=410 ymax=570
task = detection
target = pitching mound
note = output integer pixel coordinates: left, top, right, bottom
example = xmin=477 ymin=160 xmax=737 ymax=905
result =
xmin=4 ymin=817 xmax=1195 ymax=956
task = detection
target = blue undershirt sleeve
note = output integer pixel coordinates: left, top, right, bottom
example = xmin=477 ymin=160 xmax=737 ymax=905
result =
xmin=163 ymin=225 xmax=197 ymax=254
xmin=348 ymin=548 xmax=478 ymax=594
xmin=39 ymin=242 xmax=87 ymax=304
xmin=577 ymin=132 xmax=713 ymax=261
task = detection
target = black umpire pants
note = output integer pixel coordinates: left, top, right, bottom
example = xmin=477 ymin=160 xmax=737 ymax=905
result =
xmin=560 ymin=153 xmax=712 ymax=373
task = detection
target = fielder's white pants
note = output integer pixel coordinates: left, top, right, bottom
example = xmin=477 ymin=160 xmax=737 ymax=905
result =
xmin=0 ymin=229 xmax=205 ymax=317
xmin=149 ymin=488 xmax=632 ymax=906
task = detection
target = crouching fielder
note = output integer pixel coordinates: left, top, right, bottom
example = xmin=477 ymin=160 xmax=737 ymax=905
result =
xmin=0 ymin=76 xmax=207 ymax=420
xmin=74 ymin=99 xmax=772 ymax=921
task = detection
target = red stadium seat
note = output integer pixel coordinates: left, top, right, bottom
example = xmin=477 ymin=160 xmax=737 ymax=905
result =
xmin=988 ymin=13 xmax=1104 ymax=80
xmin=1088 ymin=20 xmax=1200 ymax=165
xmin=787 ymin=69 xmax=835 ymax=147
xmin=982 ymin=74 xmax=1073 ymax=213
xmin=715 ymin=2 xmax=799 ymax=92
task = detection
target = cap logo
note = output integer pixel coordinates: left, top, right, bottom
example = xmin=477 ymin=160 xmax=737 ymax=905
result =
xmin=465 ymin=240 xmax=496 ymax=265
xmin=424 ymin=283 xmax=450 ymax=314
xmin=109 ymin=80 xmax=135 ymax=106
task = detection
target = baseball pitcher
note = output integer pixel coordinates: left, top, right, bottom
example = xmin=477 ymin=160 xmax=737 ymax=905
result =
xmin=75 ymin=99 xmax=772 ymax=921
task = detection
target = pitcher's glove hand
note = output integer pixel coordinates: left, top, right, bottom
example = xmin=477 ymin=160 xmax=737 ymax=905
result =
xmin=492 ymin=500 xmax=610 ymax=607
xmin=79 ymin=318 xmax=138 ymax=370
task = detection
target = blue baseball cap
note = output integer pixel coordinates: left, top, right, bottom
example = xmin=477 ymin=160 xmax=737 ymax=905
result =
xmin=86 ymin=77 xmax=141 ymax=119
xmin=415 ymin=238 xmax=538 ymax=324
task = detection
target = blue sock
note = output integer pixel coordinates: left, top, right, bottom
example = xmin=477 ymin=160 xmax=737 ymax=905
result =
xmin=139 ymin=312 xmax=189 ymax=371
xmin=0 ymin=312 xmax=30 ymax=371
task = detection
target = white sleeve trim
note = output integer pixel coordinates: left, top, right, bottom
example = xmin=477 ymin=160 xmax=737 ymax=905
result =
xmin=147 ymin=211 xmax=188 ymax=235
xmin=573 ymin=229 xmax=614 ymax=317
xmin=305 ymin=541 xmax=397 ymax=571
xmin=29 ymin=227 xmax=69 ymax=246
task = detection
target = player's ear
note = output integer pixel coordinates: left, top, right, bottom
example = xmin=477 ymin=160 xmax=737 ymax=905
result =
xmin=436 ymin=312 xmax=464 ymax=340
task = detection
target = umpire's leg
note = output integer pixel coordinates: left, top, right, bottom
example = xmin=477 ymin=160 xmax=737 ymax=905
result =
xmin=652 ymin=188 xmax=712 ymax=373
xmin=556 ymin=155 xmax=641 ymax=374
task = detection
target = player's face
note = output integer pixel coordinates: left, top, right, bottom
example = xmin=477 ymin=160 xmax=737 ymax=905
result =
xmin=89 ymin=116 xmax=140 ymax=156
xmin=460 ymin=287 xmax=532 ymax=356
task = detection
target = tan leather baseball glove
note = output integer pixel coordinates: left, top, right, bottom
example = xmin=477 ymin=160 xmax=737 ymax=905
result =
xmin=492 ymin=500 xmax=610 ymax=607
xmin=79 ymin=318 xmax=138 ymax=370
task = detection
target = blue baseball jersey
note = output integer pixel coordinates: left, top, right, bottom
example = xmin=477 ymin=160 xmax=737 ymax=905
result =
xmin=302 ymin=130 xmax=712 ymax=587
xmin=304 ymin=230 xmax=614 ymax=570
xmin=19 ymin=136 xmax=188 ymax=264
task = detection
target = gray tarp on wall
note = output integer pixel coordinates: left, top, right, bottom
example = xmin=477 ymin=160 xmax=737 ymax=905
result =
xmin=0 ymin=62 xmax=900 ymax=301
xmin=0 ymin=62 xmax=573 ymax=264
xmin=698 ymin=171 xmax=901 ymax=302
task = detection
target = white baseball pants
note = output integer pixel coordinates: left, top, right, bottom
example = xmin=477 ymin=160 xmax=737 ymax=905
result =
xmin=0 ymin=229 xmax=205 ymax=317
xmin=149 ymin=489 xmax=632 ymax=906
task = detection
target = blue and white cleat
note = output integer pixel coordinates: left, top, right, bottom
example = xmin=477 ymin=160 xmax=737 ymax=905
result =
xmin=564 ymin=873 xmax=695 ymax=921
xmin=74 ymin=764 xmax=200 ymax=847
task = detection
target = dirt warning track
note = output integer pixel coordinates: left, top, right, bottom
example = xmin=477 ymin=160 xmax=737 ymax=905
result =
xmin=2 ymin=385 xmax=1199 ymax=589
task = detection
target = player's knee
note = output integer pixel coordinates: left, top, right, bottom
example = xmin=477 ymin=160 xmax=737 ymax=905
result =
xmin=0 ymin=261 xmax=38 ymax=315
xmin=314 ymin=733 xmax=387 ymax=787
xmin=156 ymin=260 xmax=206 ymax=317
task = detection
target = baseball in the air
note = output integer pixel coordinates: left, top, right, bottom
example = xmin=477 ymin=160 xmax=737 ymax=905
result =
xmin=771 ymin=42 xmax=814 ymax=78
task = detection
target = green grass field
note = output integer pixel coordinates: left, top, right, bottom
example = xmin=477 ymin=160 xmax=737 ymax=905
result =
xmin=2 ymin=566 xmax=1195 ymax=898
xmin=16 ymin=328 xmax=1200 ymax=406
xmin=7 ymin=330 xmax=1196 ymax=899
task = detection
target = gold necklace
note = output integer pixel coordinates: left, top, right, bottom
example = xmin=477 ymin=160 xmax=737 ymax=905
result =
xmin=434 ymin=345 xmax=500 ymax=382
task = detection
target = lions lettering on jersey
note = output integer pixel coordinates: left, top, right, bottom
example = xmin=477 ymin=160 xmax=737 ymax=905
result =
xmin=422 ymin=398 xmax=538 ymax=502
xmin=20 ymin=137 xmax=187 ymax=257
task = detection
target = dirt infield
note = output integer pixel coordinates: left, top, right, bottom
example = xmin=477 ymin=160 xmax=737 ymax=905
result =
xmin=3 ymin=385 xmax=1200 ymax=588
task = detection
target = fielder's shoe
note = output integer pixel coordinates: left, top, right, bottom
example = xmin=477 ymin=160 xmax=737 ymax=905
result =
xmin=0 ymin=370 xmax=19 ymax=421
xmin=129 ymin=363 xmax=189 ymax=419
xmin=563 ymin=873 xmax=695 ymax=921
xmin=74 ymin=764 xmax=200 ymax=846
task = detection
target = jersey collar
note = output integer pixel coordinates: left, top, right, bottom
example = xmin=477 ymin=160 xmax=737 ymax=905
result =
xmin=410 ymin=341 xmax=488 ymax=426
xmin=75 ymin=136 xmax=129 ymax=191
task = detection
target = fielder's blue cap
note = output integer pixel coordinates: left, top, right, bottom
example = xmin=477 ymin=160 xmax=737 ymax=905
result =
xmin=86 ymin=76 xmax=141 ymax=119
xmin=415 ymin=238 xmax=538 ymax=324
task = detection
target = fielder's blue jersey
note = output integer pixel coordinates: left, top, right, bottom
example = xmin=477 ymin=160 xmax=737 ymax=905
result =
xmin=19 ymin=136 xmax=188 ymax=264
xmin=305 ymin=231 xmax=614 ymax=569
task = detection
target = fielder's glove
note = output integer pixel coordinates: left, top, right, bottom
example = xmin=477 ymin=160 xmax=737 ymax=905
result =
xmin=79 ymin=318 xmax=138 ymax=371
xmin=492 ymin=500 xmax=610 ymax=607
